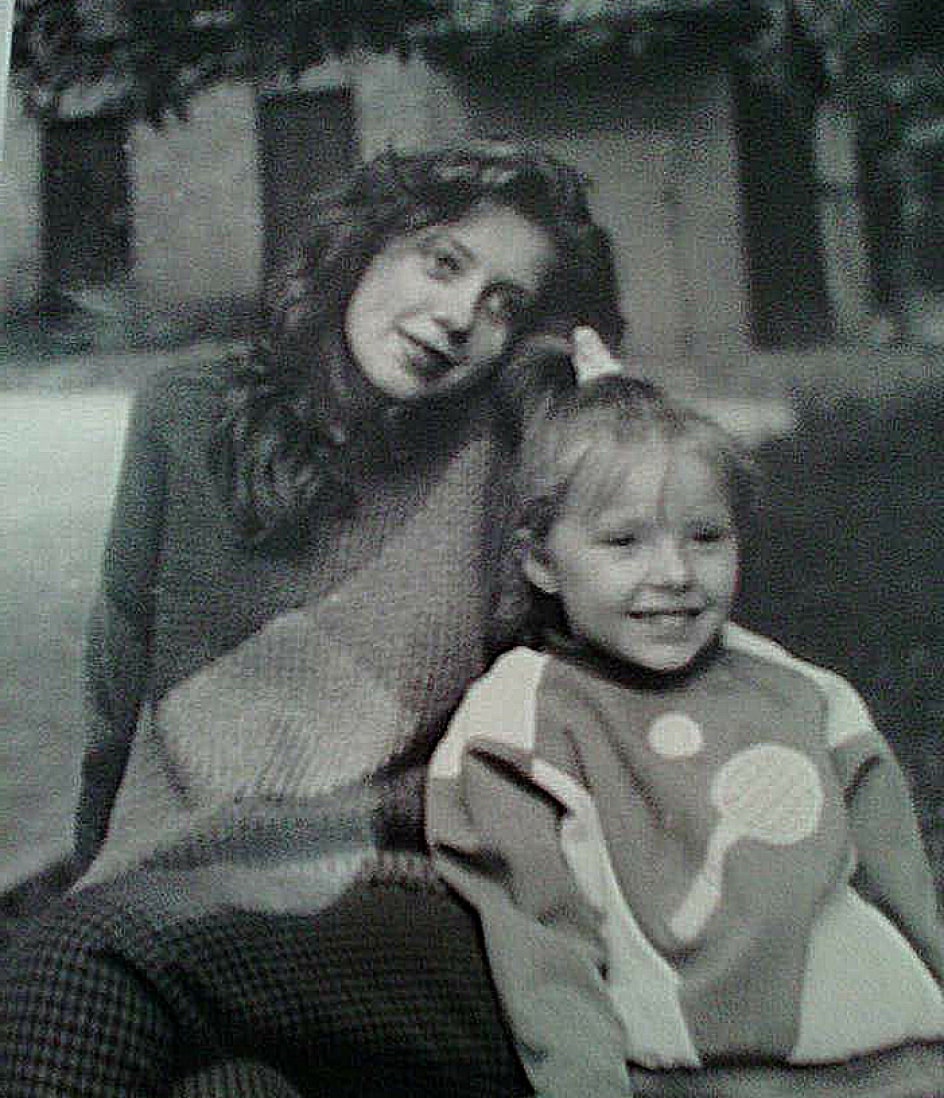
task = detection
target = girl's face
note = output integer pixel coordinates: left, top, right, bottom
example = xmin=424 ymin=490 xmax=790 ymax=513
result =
xmin=344 ymin=204 xmax=556 ymax=401
xmin=525 ymin=436 xmax=739 ymax=673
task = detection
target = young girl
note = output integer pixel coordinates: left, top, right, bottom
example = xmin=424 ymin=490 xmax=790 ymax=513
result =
xmin=427 ymin=376 xmax=944 ymax=1098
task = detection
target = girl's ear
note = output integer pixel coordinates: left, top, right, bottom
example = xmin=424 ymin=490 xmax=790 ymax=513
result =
xmin=520 ymin=534 xmax=560 ymax=596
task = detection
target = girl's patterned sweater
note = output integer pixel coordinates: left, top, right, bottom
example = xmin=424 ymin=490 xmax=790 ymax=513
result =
xmin=427 ymin=628 xmax=944 ymax=1097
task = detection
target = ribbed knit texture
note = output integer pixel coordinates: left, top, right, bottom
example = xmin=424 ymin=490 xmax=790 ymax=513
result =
xmin=0 ymin=359 xmax=534 ymax=1096
xmin=78 ymin=361 xmax=508 ymax=885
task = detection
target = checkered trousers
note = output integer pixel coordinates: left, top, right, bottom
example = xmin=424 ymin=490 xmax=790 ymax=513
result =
xmin=0 ymin=868 xmax=530 ymax=1098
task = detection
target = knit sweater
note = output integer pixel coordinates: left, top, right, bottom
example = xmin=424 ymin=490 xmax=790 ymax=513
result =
xmin=428 ymin=629 xmax=944 ymax=1097
xmin=76 ymin=359 xmax=512 ymax=889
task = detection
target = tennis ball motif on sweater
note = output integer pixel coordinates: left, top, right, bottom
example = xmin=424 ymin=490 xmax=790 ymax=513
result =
xmin=669 ymin=743 xmax=825 ymax=943
xmin=647 ymin=712 xmax=704 ymax=758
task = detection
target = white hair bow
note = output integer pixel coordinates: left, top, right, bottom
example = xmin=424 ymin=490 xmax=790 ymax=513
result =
xmin=572 ymin=326 xmax=626 ymax=384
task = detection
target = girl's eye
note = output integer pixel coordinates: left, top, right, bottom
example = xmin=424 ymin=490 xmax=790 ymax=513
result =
xmin=691 ymin=523 xmax=733 ymax=545
xmin=602 ymin=532 xmax=641 ymax=548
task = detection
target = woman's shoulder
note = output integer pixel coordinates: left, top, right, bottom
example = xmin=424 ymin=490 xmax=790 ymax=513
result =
xmin=128 ymin=350 xmax=239 ymax=435
xmin=134 ymin=350 xmax=235 ymax=403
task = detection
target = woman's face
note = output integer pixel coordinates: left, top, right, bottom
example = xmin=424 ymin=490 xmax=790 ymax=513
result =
xmin=344 ymin=204 xmax=556 ymax=401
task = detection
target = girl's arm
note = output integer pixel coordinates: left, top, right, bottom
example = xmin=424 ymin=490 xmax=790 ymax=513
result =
xmin=726 ymin=625 xmax=943 ymax=980
xmin=841 ymin=743 xmax=944 ymax=982
xmin=428 ymin=702 xmax=633 ymax=1098
xmin=74 ymin=381 xmax=169 ymax=872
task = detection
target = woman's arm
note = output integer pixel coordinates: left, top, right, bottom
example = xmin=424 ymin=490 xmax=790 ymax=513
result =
xmin=74 ymin=380 xmax=169 ymax=872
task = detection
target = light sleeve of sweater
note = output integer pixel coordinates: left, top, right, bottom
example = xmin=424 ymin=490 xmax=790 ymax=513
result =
xmin=427 ymin=703 xmax=634 ymax=1098
xmin=74 ymin=380 xmax=169 ymax=871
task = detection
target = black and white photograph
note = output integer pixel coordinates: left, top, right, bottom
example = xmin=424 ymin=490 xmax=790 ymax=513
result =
xmin=1 ymin=2 xmax=943 ymax=1095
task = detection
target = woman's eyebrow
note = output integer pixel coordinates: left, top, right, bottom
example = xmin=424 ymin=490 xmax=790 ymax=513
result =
xmin=438 ymin=230 xmax=476 ymax=263
xmin=418 ymin=225 xmax=473 ymax=260
xmin=491 ymin=266 xmax=546 ymax=298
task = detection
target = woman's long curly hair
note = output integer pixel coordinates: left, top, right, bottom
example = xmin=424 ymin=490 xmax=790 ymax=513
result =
xmin=212 ymin=141 xmax=625 ymax=549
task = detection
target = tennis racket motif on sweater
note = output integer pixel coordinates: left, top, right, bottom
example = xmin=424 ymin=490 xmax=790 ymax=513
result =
xmin=670 ymin=743 xmax=825 ymax=943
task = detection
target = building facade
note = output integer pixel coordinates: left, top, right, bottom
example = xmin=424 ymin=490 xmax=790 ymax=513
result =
xmin=1 ymin=45 xmax=877 ymax=363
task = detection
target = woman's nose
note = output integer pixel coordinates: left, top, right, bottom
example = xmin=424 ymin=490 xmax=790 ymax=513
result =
xmin=433 ymin=281 xmax=479 ymax=342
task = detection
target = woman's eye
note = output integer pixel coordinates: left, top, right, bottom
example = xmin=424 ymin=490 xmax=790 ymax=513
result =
xmin=424 ymin=246 xmax=463 ymax=279
xmin=481 ymin=287 xmax=525 ymax=325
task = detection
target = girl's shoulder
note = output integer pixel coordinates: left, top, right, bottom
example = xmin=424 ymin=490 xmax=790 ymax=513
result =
xmin=722 ymin=624 xmax=881 ymax=753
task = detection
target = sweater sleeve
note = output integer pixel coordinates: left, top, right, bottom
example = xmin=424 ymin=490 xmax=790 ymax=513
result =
xmin=427 ymin=667 xmax=633 ymax=1098
xmin=74 ymin=379 xmax=169 ymax=871
xmin=834 ymin=730 xmax=944 ymax=983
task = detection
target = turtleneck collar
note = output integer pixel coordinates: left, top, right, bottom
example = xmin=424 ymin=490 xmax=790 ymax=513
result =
xmin=540 ymin=629 xmax=725 ymax=692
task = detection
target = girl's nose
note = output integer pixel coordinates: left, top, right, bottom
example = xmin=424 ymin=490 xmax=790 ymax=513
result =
xmin=650 ymin=537 xmax=693 ymax=588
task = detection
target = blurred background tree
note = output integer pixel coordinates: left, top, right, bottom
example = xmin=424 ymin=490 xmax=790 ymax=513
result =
xmin=11 ymin=1 xmax=942 ymax=126
xmin=10 ymin=0 xmax=436 ymax=124
xmin=784 ymin=0 xmax=944 ymax=337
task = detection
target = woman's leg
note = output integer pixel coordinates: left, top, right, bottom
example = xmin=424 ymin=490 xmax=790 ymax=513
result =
xmin=2 ymin=871 xmax=529 ymax=1098
xmin=159 ymin=878 xmax=530 ymax=1097
xmin=1 ymin=889 xmax=180 ymax=1098
xmin=170 ymin=1061 xmax=305 ymax=1098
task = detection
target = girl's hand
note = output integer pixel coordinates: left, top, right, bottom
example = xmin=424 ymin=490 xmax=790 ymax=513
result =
xmin=571 ymin=326 xmax=625 ymax=384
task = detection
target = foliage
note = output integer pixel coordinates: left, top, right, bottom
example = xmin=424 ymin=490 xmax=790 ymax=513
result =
xmin=785 ymin=0 xmax=944 ymax=126
xmin=10 ymin=0 xmax=944 ymax=126
xmin=9 ymin=0 xmax=790 ymax=123
xmin=415 ymin=0 xmax=764 ymax=76
xmin=11 ymin=0 xmax=437 ymax=123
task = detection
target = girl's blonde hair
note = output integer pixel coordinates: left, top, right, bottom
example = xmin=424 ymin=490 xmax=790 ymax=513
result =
xmin=493 ymin=374 xmax=759 ymax=648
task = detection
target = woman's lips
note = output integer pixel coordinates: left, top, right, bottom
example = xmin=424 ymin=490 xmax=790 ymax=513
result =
xmin=398 ymin=331 xmax=456 ymax=377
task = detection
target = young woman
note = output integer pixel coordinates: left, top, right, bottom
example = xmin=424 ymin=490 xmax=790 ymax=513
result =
xmin=1 ymin=143 xmax=624 ymax=1098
